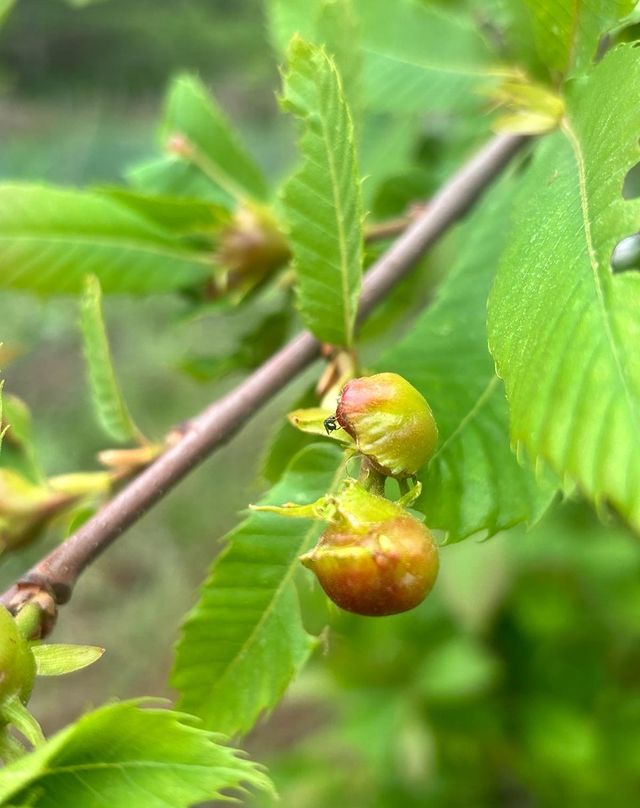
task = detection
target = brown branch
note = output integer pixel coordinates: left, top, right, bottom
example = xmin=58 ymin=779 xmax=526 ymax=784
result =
xmin=0 ymin=133 xmax=527 ymax=630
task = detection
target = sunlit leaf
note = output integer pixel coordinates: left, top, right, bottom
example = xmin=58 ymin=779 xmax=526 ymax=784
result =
xmin=0 ymin=701 xmax=272 ymax=806
xmin=32 ymin=644 xmax=104 ymax=676
xmin=517 ymin=0 xmax=635 ymax=75
xmin=488 ymin=45 xmax=640 ymax=533
xmin=0 ymin=395 xmax=44 ymax=484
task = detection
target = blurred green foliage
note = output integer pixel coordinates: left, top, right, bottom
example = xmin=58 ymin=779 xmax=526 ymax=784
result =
xmin=248 ymin=501 xmax=640 ymax=806
xmin=0 ymin=0 xmax=290 ymax=186
xmin=1 ymin=2 xmax=639 ymax=806
xmin=0 ymin=0 xmax=272 ymax=99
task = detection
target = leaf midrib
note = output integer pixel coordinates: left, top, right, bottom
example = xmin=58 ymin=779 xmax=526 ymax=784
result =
xmin=0 ymin=234 xmax=211 ymax=264
xmin=317 ymin=64 xmax=356 ymax=347
xmin=364 ymin=47 xmax=487 ymax=78
xmin=431 ymin=376 xmax=499 ymax=461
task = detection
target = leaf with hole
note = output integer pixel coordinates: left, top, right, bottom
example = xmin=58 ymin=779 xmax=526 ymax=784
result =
xmin=488 ymin=45 xmax=640 ymax=533
xmin=517 ymin=0 xmax=635 ymax=76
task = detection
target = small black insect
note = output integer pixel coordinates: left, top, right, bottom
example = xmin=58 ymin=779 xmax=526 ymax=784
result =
xmin=324 ymin=415 xmax=340 ymax=435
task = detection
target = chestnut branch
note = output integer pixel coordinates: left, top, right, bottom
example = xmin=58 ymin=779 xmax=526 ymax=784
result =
xmin=0 ymin=133 xmax=527 ymax=633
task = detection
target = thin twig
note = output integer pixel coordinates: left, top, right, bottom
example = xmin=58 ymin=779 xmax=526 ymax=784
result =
xmin=0 ymin=133 xmax=527 ymax=629
xmin=364 ymin=215 xmax=413 ymax=243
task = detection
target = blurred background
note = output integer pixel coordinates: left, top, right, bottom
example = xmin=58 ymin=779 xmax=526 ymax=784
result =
xmin=1 ymin=2 xmax=640 ymax=806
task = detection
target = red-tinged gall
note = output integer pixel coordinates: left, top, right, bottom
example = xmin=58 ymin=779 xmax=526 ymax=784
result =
xmin=301 ymin=514 xmax=439 ymax=617
xmin=336 ymin=372 xmax=437 ymax=478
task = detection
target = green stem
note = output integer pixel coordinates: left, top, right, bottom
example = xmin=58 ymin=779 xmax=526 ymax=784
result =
xmin=1 ymin=696 xmax=45 ymax=747
xmin=358 ymin=458 xmax=386 ymax=497
xmin=14 ymin=603 xmax=42 ymax=641
xmin=397 ymin=478 xmax=422 ymax=508
xmin=0 ymin=726 xmax=25 ymax=762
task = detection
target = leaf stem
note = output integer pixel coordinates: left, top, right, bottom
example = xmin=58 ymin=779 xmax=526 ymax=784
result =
xmin=358 ymin=458 xmax=386 ymax=496
xmin=364 ymin=208 xmax=426 ymax=243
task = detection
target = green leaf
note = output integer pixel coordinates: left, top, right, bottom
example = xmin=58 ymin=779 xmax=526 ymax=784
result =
xmin=519 ymin=0 xmax=635 ymax=76
xmin=379 ymin=176 xmax=555 ymax=542
xmin=359 ymin=112 xmax=419 ymax=208
xmin=31 ymin=644 xmax=104 ymax=676
xmin=261 ymin=385 xmax=319 ymax=485
xmin=315 ymin=0 xmax=362 ymax=117
xmin=0 ymin=701 xmax=272 ymax=806
xmin=267 ymin=0 xmax=322 ymax=54
xmin=162 ymin=74 xmax=268 ymax=203
xmin=126 ymin=155 xmax=232 ymax=206
xmin=178 ymin=310 xmax=291 ymax=383
xmin=488 ymin=45 xmax=640 ymax=533
xmin=0 ymin=184 xmax=211 ymax=295
xmin=0 ymin=0 xmax=15 ymax=26
xmin=96 ymin=188 xmax=229 ymax=236
xmin=355 ymin=0 xmax=494 ymax=114
xmin=282 ymin=38 xmax=363 ymax=348
xmin=0 ymin=396 xmax=44 ymax=484
xmin=267 ymin=0 xmax=361 ymax=115
xmin=79 ymin=276 xmax=142 ymax=444
xmin=172 ymin=443 xmax=343 ymax=736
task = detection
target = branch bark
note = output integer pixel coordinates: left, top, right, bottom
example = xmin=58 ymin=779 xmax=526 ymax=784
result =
xmin=0 ymin=133 xmax=527 ymax=628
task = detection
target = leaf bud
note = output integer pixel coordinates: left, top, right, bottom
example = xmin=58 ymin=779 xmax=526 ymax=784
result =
xmin=0 ymin=470 xmax=79 ymax=554
xmin=0 ymin=606 xmax=36 ymax=706
xmin=214 ymin=204 xmax=290 ymax=298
